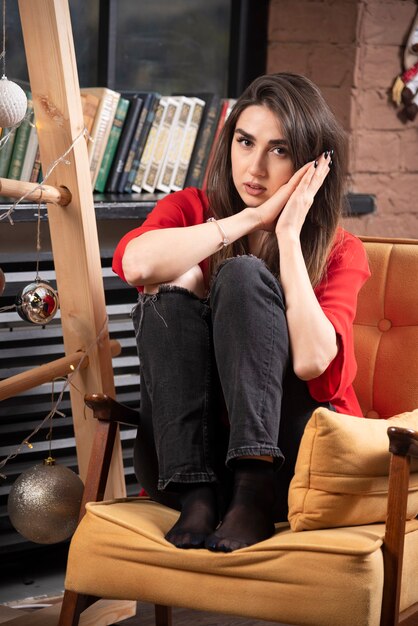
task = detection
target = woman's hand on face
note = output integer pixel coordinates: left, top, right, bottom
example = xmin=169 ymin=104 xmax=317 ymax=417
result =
xmin=254 ymin=161 xmax=313 ymax=232
xmin=275 ymin=152 xmax=332 ymax=240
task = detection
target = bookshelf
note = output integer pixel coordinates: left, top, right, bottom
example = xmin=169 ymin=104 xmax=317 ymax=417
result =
xmin=1 ymin=192 xmax=375 ymax=224
xmin=0 ymin=0 xmax=375 ymax=220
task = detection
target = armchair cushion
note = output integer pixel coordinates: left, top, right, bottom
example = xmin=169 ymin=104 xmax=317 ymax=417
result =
xmin=288 ymin=407 xmax=418 ymax=532
xmin=65 ymin=498 xmax=418 ymax=626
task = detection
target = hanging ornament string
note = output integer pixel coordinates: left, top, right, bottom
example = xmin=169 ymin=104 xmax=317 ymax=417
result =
xmin=35 ymin=199 xmax=43 ymax=281
xmin=0 ymin=126 xmax=91 ymax=225
xmin=0 ymin=315 xmax=109 ymax=479
xmin=0 ymin=302 xmax=14 ymax=312
xmin=1 ymin=0 xmax=6 ymax=77
xmin=45 ymin=377 xmax=63 ymax=459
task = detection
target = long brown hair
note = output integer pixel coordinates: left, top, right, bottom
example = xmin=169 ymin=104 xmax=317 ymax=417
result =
xmin=206 ymin=73 xmax=348 ymax=287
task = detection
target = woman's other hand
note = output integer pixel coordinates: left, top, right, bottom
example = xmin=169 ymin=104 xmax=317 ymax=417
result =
xmin=275 ymin=152 xmax=332 ymax=240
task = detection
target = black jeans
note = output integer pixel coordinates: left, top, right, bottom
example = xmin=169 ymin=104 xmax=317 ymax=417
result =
xmin=132 ymin=255 xmax=329 ymax=521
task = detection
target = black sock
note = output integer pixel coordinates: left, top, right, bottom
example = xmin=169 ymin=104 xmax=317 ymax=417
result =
xmin=205 ymin=459 xmax=275 ymax=552
xmin=165 ymin=484 xmax=218 ymax=549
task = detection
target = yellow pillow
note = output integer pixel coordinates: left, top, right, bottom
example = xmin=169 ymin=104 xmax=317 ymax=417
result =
xmin=288 ymin=407 xmax=418 ymax=532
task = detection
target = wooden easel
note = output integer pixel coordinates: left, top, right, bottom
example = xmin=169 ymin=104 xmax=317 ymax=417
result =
xmin=0 ymin=0 xmax=136 ymax=623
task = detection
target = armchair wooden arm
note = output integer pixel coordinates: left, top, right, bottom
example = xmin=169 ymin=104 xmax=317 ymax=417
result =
xmin=80 ymin=393 xmax=140 ymax=516
xmin=84 ymin=393 xmax=141 ymax=427
xmin=382 ymin=426 xmax=418 ymax=626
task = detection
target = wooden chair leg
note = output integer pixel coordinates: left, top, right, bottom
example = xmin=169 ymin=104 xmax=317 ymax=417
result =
xmin=155 ymin=604 xmax=173 ymax=626
xmin=58 ymin=590 xmax=98 ymax=626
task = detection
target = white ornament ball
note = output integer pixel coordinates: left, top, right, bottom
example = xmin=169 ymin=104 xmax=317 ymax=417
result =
xmin=0 ymin=76 xmax=27 ymax=128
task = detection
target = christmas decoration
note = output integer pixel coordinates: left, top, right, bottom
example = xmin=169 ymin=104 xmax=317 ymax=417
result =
xmin=0 ymin=0 xmax=28 ymax=129
xmin=392 ymin=10 xmax=418 ymax=122
xmin=0 ymin=267 xmax=5 ymax=296
xmin=15 ymin=279 xmax=59 ymax=324
xmin=7 ymin=457 xmax=84 ymax=544
xmin=0 ymin=75 xmax=27 ymax=128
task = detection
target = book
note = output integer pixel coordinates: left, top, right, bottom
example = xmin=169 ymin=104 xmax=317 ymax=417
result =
xmin=105 ymin=94 xmax=144 ymax=193
xmin=131 ymin=97 xmax=166 ymax=193
xmin=0 ymin=128 xmax=16 ymax=178
xmin=20 ymin=118 xmax=39 ymax=182
xmin=124 ymin=92 xmax=160 ymax=193
xmin=94 ymin=96 xmax=130 ymax=193
xmin=184 ymin=93 xmax=221 ymax=188
xmin=142 ymin=97 xmax=180 ymax=193
xmin=171 ymin=96 xmax=206 ymax=192
xmin=118 ymin=91 xmax=155 ymax=193
xmin=81 ymin=87 xmax=121 ymax=187
xmin=29 ymin=146 xmax=42 ymax=183
xmin=202 ymin=98 xmax=235 ymax=190
xmin=8 ymin=92 xmax=34 ymax=180
xmin=81 ymin=92 xmax=100 ymax=138
xmin=156 ymin=96 xmax=195 ymax=193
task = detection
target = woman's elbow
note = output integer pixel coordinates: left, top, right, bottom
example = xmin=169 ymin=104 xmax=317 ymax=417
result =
xmin=293 ymin=354 xmax=333 ymax=381
xmin=122 ymin=255 xmax=148 ymax=287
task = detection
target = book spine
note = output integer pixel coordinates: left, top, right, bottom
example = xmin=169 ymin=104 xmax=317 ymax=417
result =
xmin=142 ymin=97 xmax=179 ymax=193
xmin=171 ymin=98 xmax=205 ymax=191
xmin=156 ymin=97 xmax=193 ymax=193
xmin=19 ymin=123 xmax=39 ymax=182
xmin=185 ymin=95 xmax=221 ymax=188
xmin=201 ymin=99 xmax=231 ymax=190
xmin=118 ymin=93 xmax=152 ymax=193
xmin=8 ymin=93 xmax=34 ymax=180
xmin=89 ymin=92 xmax=120 ymax=186
xmin=95 ymin=97 xmax=130 ymax=193
xmin=106 ymin=96 xmax=143 ymax=193
xmin=131 ymin=98 xmax=165 ymax=193
xmin=125 ymin=94 xmax=159 ymax=192
xmin=29 ymin=146 xmax=41 ymax=183
xmin=0 ymin=130 xmax=16 ymax=178
xmin=82 ymin=93 xmax=100 ymax=136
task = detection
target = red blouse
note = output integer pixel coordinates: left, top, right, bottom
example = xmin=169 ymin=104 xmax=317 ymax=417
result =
xmin=113 ymin=187 xmax=371 ymax=417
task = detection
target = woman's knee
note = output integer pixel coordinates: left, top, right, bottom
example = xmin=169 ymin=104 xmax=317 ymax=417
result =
xmin=212 ymin=255 xmax=280 ymax=298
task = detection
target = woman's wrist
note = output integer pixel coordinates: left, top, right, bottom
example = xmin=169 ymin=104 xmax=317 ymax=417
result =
xmin=244 ymin=206 xmax=266 ymax=233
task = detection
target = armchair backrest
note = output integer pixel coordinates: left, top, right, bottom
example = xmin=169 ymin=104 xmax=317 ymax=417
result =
xmin=353 ymin=237 xmax=418 ymax=418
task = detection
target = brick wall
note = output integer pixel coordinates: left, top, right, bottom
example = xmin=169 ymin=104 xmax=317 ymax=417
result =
xmin=267 ymin=0 xmax=418 ymax=238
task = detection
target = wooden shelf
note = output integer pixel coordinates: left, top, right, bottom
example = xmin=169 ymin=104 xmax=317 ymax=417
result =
xmin=0 ymin=192 xmax=375 ymax=223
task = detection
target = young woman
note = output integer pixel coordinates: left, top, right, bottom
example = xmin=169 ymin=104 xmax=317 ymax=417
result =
xmin=112 ymin=73 xmax=370 ymax=553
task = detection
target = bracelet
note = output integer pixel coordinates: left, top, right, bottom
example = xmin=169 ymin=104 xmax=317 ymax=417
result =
xmin=207 ymin=217 xmax=230 ymax=248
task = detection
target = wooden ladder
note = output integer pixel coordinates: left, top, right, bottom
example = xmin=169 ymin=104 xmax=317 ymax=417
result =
xmin=0 ymin=0 xmax=136 ymax=623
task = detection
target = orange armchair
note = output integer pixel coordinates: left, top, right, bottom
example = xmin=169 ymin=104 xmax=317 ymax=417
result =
xmin=58 ymin=237 xmax=418 ymax=626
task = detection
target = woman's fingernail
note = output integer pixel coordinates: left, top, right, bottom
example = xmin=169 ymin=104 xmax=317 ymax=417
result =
xmin=328 ymin=159 xmax=333 ymax=168
xmin=324 ymin=150 xmax=329 ymax=158
xmin=330 ymin=149 xmax=334 ymax=156
xmin=314 ymin=160 xmax=319 ymax=168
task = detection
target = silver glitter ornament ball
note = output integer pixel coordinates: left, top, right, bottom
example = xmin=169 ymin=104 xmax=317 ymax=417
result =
xmin=0 ymin=76 xmax=28 ymax=128
xmin=15 ymin=279 xmax=59 ymax=325
xmin=7 ymin=458 xmax=84 ymax=544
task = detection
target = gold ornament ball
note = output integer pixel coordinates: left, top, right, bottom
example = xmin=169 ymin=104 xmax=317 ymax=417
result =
xmin=0 ymin=267 xmax=5 ymax=296
xmin=15 ymin=279 xmax=59 ymax=325
xmin=7 ymin=459 xmax=84 ymax=544
xmin=0 ymin=76 xmax=28 ymax=128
